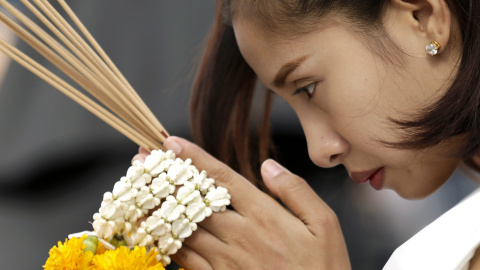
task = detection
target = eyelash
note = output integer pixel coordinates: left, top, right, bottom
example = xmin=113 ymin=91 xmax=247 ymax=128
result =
xmin=292 ymin=83 xmax=316 ymax=101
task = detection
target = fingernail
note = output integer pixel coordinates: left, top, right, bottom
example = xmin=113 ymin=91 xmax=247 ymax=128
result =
xmin=263 ymin=159 xmax=285 ymax=178
xmin=164 ymin=137 xmax=182 ymax=155
xmin=131 ymin=154 xmax=144 ymax=164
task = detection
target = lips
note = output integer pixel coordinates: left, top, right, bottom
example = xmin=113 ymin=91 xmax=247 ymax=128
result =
xmin=350 ymin=167 xmax=385 ymax=190
xmin=350 ymin=168 xmax=381 ymax=184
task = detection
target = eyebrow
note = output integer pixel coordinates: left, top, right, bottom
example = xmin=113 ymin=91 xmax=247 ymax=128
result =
xmin=272 ymin=55 xmax=310 ymax=88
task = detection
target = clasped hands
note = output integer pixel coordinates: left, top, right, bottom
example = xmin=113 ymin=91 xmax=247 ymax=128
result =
xmin=132 ymin=136 xmax=350 ymax=270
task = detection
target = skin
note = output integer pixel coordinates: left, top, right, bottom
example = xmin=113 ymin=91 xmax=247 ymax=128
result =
xmin=233 ymin=0 xmax=462 ymax=199
xmin=132 ymin=0 xmax=477 ymax=268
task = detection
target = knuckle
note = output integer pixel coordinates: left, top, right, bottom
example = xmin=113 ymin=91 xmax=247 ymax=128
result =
xmin=231 ymin=233 xmax=252 ymax=251
xmin=223 ymin=220 xmax=251 ymax=250
xmin=315 ymin=207 xmax=340 ymax=230
xmin=218 ymin=255 xmax=244 ymax=270
xmin=248 ymin=204 xmax=271 ymax=228
xmin=208 ymin=166 xmax=237 ymax=186
xmin=171 ymin=247 xmax=189 ymax=265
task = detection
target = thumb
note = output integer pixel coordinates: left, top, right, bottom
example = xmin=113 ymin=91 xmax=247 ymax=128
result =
xmin=261 ymin=159 xmax=332 ymax=227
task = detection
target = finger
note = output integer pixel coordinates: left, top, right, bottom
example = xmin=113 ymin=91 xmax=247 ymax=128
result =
xmin=182 ymin=226 xmax=227 ymax=265
xmin=131 ymin=153 xmax=148 ymax=164
xmin=163 ymin=136 xmax=260 ymax=214
xmin=171 ymin=244 xmax=212 ymax=270
xmin=197 ymin=209 xmax=243 ymax=239
xmin=261 ymin=159 xmax=334 ymax=234
xmin=138 ymin=146 xmax=150 ymax=155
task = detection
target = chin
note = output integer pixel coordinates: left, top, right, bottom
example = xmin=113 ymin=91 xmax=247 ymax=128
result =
xmin=394 ymin=188 xmax=438 ymax=200
xmin=392 ymin=171 xmax=456 ymax=200
xmin=388 ymin=157 xmax=461 ymax=200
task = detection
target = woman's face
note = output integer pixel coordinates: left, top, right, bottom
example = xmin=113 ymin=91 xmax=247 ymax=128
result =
xmin=232 ymin=10 xmax=462 ymax=199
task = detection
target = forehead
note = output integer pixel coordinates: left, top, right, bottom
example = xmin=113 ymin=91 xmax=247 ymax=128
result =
xmin=232 ymin=17 xmax=332 ymax=88
xmin=229 ymin=0 xmax=341 ymax=40
xmin=232 ymin=19 xmax=291 ymax=87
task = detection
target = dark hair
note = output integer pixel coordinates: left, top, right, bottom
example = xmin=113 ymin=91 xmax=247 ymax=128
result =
xmin=190 ymin=0 xmax=274 ymax=189
xmin=390 ymin=1 xmax=480 ymax=169
xmin=190 ymin=0 xmax=480 ymax=187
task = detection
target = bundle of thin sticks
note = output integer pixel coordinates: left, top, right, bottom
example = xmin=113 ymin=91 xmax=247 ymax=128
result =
xmin=0 ymin=0 xmax=168 ymax=150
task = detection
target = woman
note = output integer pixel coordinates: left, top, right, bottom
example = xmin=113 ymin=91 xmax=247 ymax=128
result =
xmin=135 ymin=0 xmax=480 ymax=268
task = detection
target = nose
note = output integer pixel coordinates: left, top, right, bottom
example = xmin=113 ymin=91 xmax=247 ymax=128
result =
xmin=307 ymin=132 xmax=350 ymax=168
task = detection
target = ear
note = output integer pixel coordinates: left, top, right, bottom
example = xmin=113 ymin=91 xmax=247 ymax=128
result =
xmin=390 ymin=0 xmax=452 ymax=55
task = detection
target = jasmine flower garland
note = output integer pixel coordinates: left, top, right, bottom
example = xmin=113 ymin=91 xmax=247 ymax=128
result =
xmin=92 ymin=149 xmax=231 ymax=266
xmin=0 ymin=1 xmax=231 ymax=268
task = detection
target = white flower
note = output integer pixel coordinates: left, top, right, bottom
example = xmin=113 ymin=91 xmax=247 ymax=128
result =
xmin=144 ymin=150 xmax=176 ymax=176
xmin=156 ymin=253 xmax=171 ymax=267
xmin=89 ymin=148 xmax=232 ymax=267
xmin=92 ymin=213 xmax=116 ymax=239
xmin=150 ymin=173 xmax=175 ymax=199
xmin=186 ymin=202 xmax=212 ymax=223
xmin=157 ymin=233 xmax=182 ymax=255
xmin=191 ymin=169 xmax=215 ymax=194
xmin=122 ymin=233 xmax=134 ymax=247
xmin=167 ymin=158 xmax=193 ymax=185
xmin=127 ymin=171 xmax=153 ymax=190
xmin=132 ymin=225 xmax=154 ymax=247
xmin=172 ymin=215 xmax=197 ymax=240
xmin=143 ymin=150 xmax=165 ymax=171
xmin=164 ymin=150 xmax=176 ymax=160
xmin=68 ymin=231 xmax=97 ymax=239
xmin=205 ymin=186 xmax=231 ymax=212
xmin=145 ymin=211 xmax=172 ymax=239
xmin=159 ymin=158 xmax=175 ymax=173
xmin=126 ymin=160 xmax=145 ymax=176
xmin=126 ymin=161 xmax=152 ymax=189
xmin=124 ymin=204 xmax=145 ymax=223
xmin=112 ymin=178 xmax=138 ymax=201
xmin=68 ymin=231 xmax=117 ymax=250
xmin=113 ymin=217 xmax=132 ymax=234
xmin=176 ymin=181 xmax=201 ymax=205
xmin=159 ymin=195 xmax=186 ymax=222
xmin=136 ymin=186 xmax=161 ymax=210
xmin=99 ymin=192 xmax=128 ymax=220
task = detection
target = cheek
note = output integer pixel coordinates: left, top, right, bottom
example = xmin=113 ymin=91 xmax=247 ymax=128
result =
xmin=323 ymin=40 xmax=385 ymax=111
xmin=324 ymin=62 xmax=423 ymax=150
xmin=391 ymin=155 xmax=460 ymax=199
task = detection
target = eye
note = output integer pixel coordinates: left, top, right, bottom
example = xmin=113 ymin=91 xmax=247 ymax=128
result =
xmin=292 ymin=83 xmax=316 ymax=101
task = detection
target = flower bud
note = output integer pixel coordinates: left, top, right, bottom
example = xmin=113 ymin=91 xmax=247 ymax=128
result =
xmin=83 ymin=235 xmax=98 ymax=254
xmin=108 ymin=234 xmax=127 ymax=248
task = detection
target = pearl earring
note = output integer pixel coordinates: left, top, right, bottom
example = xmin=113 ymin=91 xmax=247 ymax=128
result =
xmin=426 ymin=41 xmax=441 ymax=56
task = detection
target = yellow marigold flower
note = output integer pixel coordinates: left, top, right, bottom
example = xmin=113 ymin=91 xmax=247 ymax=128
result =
xmin=43 ymin=235 xmax=94 ymax=270
xmin=90 ymin=246 xmax=165 ymax=270
xmin=96 ymin=240 xmax=107 ymax=255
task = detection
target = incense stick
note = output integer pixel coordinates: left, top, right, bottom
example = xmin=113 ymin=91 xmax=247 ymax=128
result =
xmin=35 ymin=0 xmax=163 ymax=140
xmin=57 ymin=0 xmax=170 ymax=139
xmin=0 ymin=0 xmax=168 ymax=150
xmin=0 ymin=2 xmax=143 ymax=137
xmin=0 ymin=38 xmax=157 ymax=149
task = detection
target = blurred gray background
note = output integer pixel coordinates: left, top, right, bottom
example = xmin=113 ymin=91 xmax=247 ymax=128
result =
xmin=0 ymin=1 xmax=477 ymax=269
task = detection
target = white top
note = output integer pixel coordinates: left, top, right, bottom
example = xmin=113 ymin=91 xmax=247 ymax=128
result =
xmin=384 ymin=188 xmax=480 ymax=270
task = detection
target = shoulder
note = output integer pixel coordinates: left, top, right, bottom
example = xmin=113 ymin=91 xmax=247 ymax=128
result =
xmin=384 ymin=188 xmax=480 ymax=270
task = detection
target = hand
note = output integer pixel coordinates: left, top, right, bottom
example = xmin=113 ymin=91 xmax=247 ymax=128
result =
xmin=133 ymin=136 xmax=351 ymax=269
